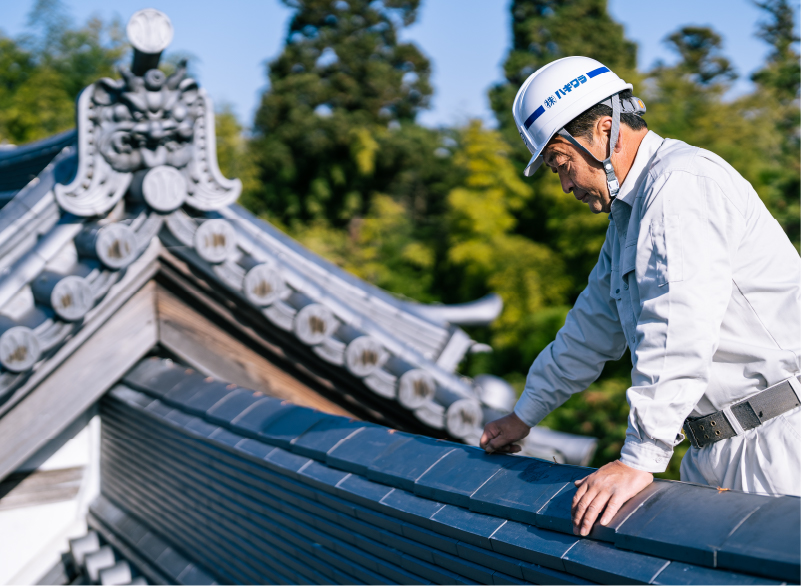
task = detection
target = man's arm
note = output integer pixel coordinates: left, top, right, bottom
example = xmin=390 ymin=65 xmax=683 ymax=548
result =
xmin=481 ymin=232 xmax=627 ymax=453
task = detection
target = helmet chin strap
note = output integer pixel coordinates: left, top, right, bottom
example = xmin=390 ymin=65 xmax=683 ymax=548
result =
xmin=557 ymin=93 xmax=622 ymax=200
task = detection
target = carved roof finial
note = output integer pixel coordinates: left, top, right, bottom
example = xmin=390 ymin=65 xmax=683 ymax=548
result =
xmin=127 ymin=8 xmax=174 ymax=75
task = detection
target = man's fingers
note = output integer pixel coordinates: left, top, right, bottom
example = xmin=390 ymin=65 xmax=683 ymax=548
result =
xmin=600 ymin=496 xmax=625 ymax=526
xmin=479 ymin=424 xmax=499 ymax=451
xmin=571 ymin=484 xmax=595 ymax=530
xmin=578 ymin=492 xmax=610 ymax=536
xmin=488 ymin=442 xmax=522 ymax=454
xmin=572 ymin=481 xmax=589 ymax=517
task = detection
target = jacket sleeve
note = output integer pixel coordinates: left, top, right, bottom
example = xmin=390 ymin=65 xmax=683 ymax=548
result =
xmin=619 ymin=168 xmax=746 ymax=473
xmin=514 ymin=230 xmax=628 ymax=427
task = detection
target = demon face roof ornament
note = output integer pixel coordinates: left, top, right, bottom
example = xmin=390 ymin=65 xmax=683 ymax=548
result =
xmin=54 ymin=8 xmax=241 ymax=217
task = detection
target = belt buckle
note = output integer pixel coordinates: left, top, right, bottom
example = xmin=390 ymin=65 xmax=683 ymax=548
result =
xmin=683 ymin=419 xmax=701 ymax=449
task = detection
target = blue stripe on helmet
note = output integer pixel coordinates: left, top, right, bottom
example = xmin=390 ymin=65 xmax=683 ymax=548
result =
xmin=587 ymin=66 xmax=610 ymax=78
xmin=524 ymin=105 xmax=545 ymax=129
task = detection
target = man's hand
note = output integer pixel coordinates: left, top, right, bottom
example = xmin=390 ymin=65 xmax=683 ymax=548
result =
xmin=572 ymin=460 xmax=653 ymax=536
xmin=480 ymin=412 xmax=531 ymax=454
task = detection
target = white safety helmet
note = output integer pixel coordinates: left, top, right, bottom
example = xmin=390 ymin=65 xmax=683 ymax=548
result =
xmin=513 ymin=56 xmax=646 ymax=199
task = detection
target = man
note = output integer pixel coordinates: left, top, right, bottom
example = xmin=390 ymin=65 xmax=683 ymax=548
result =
xmin=480 ymin=56 xmax=801 ymax=538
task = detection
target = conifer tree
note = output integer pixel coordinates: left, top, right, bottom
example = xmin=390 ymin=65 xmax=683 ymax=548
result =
xmin=250 ymin=0 xmax=454 ymax=226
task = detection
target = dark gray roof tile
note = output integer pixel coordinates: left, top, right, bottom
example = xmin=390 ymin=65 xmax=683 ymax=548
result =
xmin=235 ymin=437 xmax=275 ymax=461
xmin=399 ymin=552 xmax=471 ymax=585
xmin=378 ymin=527 xmax=437 ymax=563
xmin=204 ymin=388 xmax=265 ymax=426
xmin=259 ymin=405 xmax=332 ymax=449
xmin=154 ymin=547 xmax=190 ymax=581
xmin=163 ymin=408 xmax=195 ymax=429
xmin=614 ymin=483 xmax=775 ymax=568
xmin=228 ymin=397 xmax=293 ymax=438
xmin=414 ymin=446 xmax=514 ymax=508
xmin=378 ymin=487 xmax=445 ymax=529
xmin=261 ymin=446 xmax=313 ymax=480
xmin=155 ymin=371 xmax=208 ymax=404
xmin=366 ymin=435 xmax=454 ymax=491
xmin=123 ymin=358 xmax=190 ymax=398
xmin=166 ymin=378 xmax=233 ymax=416
xmin=457 ymin=541 xmax=525 ymax=579
xmin=520 ymin=561 xmax=592 ymax=585
xmin=289 ymin=416 xmax=375 ymax=460
xmin=143 ymin=399 xmax=174 ymax=419
xmin=492 ymin=570 xmax=532 ymax=585
xmin=489 ymin=521 xmax=577 ymax=571
xmin=206 ymin=427 xmax=243 ymax=449
xmin=470 ymin=458 xmax=591 ymax=525
xmin=562 ymin=538 xmax=670 ymax=584
xmin=334 ymin=473 xmax=394 ymax=510
xmin=716 ymin=495 xmax=801 ymax=582
xmin=429 ymin=504 xmax=506 ymax=549
xmin=432 ymin=547 xmax=496 ymax=583
xmin=175 ymin=563 xmax=218 ymax=585
xmin=652 ymin=562 xmax=783 ymax=585
xmin=182 ymin=417 xmax=220 ymax=439
xmin=297 ymin=459 xmax=349 ymax=492
xmin=326 ymin=426 xmax=412 ymax=475
xmin=400 ymin=522 xmax=460 ymax=556
xmin=108 ymin=385 xmax=157 ymax=410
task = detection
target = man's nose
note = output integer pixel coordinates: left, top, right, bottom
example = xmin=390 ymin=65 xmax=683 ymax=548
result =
xmin=559 ymin=172 xmax=573 ymax=194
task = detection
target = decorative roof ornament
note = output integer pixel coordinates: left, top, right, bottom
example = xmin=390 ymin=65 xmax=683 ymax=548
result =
xmin=55 ymin=9 xmax=241 ymax=217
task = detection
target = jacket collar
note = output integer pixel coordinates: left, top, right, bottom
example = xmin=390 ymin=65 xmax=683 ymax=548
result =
xmin=614 ymin=130 xmax=664 ymax=207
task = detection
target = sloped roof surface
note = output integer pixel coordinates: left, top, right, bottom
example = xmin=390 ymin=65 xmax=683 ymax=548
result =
xmin=0 ymin=130 xmax=76 ymax=200
xmin=92 ymin=357 xmax=797 ymax=585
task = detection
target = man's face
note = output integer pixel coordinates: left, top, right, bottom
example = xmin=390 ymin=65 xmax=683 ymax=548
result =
xmin=542 ymin=135 xmax=612 ymax=214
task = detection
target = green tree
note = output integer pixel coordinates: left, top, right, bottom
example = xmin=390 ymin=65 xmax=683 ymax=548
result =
xmin=749 ymin=0 xmax=800 ymax=246
xmin=250 ymin=0 xmax=445 ymax=225
xmin=0 ymin=0 xmax=126 ymax=144
xmin=444 ymin=121 xmax=571 ymax=377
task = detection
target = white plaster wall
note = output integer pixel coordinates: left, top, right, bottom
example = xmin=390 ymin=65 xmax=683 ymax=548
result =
xmin=0 ymin=415 xmax=100 ymax=585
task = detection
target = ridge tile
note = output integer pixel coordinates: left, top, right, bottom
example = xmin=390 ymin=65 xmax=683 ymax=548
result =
xmin=414 ymin=446 xmax=515 ymax=508
xmin=259 ymin=407 xmax=332 ymax=449
xmin=290 ymin=417 xmax=375 ymax=460
xmin=366 ymin=436 xmax=455 ymax=491
xmin=205 ymin=388 xmax=266 ymax=426
xmin=326 ymin=426 xmax=411 ymax=475
xmin=470 ymin=458 xmax=591 ymax=525
xmin=613 ymin=483 xmax=775 ymax=567
xmin=716 ymin=495 xmax=800 ymax=582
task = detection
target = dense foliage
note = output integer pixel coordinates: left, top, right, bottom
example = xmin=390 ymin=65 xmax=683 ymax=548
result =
xmin=2 ymin=0 xmax=798 ymax=479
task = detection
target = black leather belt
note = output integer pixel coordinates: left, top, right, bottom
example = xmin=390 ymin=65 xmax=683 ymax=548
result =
xmin=683 ymin=375 xmax=801 ymax=449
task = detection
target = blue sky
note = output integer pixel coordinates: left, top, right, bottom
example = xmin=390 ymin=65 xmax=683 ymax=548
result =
xmin=0 ymin=0 xmax=784 ymax=129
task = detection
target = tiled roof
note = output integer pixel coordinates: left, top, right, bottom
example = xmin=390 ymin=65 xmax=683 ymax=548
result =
xmin=91 ymin=356 xmax=797 ymax=585
xmin=0 ymin=134 xmax=595 ymax=463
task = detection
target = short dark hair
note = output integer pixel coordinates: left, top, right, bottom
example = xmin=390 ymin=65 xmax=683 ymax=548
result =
xmin=563 ymin=89 xmax=647 ymax=142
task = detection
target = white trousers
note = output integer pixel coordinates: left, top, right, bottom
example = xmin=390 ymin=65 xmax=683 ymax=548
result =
xmin=680 ymin=406 xmax=801 ymax=497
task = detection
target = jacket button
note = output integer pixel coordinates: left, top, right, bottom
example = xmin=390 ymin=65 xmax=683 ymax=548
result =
xmin=623 ymin=282 xmax=629 ymax=290
xmin=615 ymin=289 xmax=620 ymax=294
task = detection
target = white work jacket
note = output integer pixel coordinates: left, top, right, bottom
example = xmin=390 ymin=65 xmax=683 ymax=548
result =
xmin=515 ymin=131 xmax=801 ymax=473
